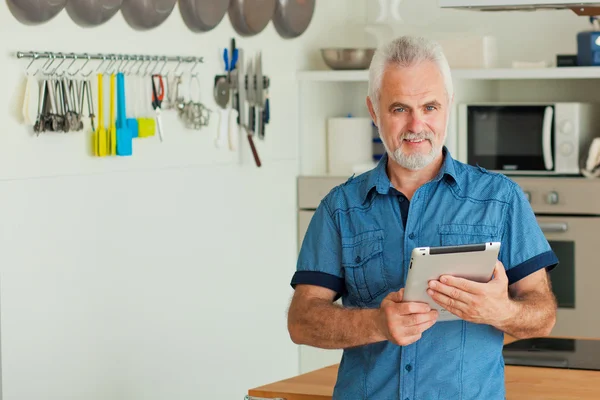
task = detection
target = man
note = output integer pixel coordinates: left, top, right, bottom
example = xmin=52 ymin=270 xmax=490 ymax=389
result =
xmin=287 ymin=36 xmax=558 ymax=400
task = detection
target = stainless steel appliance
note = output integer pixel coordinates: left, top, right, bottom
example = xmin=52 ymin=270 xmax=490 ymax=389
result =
xmin=458 ymin=102 xmax=600 ymax=175
xmin=512 ymin=176 xmax=600 ymax=338
xmin=503 ymin=337 xmax=600 ymax=370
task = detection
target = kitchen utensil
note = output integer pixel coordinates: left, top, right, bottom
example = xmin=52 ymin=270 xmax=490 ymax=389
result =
xmin=320 ymin=48 xmax=376 ymax=70
xmin=151 ymin=74 xmax=165 ymax=141
xmin=22 ymin=74 xmax=39 ymax=126
xmin=7 ymin=0 xmax=66 ymax=25
xmin=228 ymin=39 xmax=240 ymax=151
xmin=235 ymin=45 xmax=246 ymax=130
xmin=214 ymin=76 xmax=230 ymax=149
xmin=125 ymin=73 xmax=139 ymax=137
xmin=121 ymin=0 xmax=177 ymax=30
xmin=272 ymin=0 xmax=315 ymax=39
xmin=179 ymin=0 xmax=230 ymax=32
xmin=109 ymin=74 xmax=117 ymax=155
xmin=228 ymin=0 xmax=276 ymax=37
xmin=244 ymin=59 xmax=261 ymax=167
xmin=84 ymin=78 xmax=96 ymax=131
xmin=95 ymin=73 xmax=108 ymax=157
xmin=116 ymin=72 xmax=133 ymax=156
xmin=256 ymin=52 xmax=265 ymax=140
xmin=137 ymin=75 xmax=155 ymax=137
xmin=65 ymin=0 xmax=122 ymax=27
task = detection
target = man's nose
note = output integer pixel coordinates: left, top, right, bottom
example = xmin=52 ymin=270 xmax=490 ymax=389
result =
xmin=407 ymin=113 xmax=424 ymax=133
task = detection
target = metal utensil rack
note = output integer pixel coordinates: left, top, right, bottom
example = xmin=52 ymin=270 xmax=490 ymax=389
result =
xmin=15 ymin=51 xmax=204 ymax=72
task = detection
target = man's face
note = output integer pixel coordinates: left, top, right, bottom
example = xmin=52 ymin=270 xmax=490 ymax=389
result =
xmin=368 ymin=61 xmax=450 ymax=170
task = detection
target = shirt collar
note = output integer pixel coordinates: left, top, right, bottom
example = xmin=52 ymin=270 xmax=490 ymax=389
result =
xmin=359 ymin=146 xmax=460 ymax=203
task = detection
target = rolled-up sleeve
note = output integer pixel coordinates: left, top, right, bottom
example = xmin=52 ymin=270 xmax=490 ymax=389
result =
xmin=291 ymin=199 xmax=345 ymax=299
xmin=500 ymin=183 xmax=559 ymax=285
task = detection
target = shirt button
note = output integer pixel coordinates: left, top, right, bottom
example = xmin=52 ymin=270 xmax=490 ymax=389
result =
xmin=408 ymin=233 xmax=415 ymax=240
xmin=355 ymin=256 xmax=361 ymax=263
xmin=399 ymin=197 xmax=404 ymax=203
xmin=405 ymin=364 xmax=412 ymax=372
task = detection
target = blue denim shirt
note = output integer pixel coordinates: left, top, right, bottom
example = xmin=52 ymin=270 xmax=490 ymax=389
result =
xmin=291 ymin=147 xmax=558 ymax=400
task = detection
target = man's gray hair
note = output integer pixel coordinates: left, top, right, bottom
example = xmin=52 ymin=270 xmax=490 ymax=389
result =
xmin=368 ymin=36 xmax=453 ymax=115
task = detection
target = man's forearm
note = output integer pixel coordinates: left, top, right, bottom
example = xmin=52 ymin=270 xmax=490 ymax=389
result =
xmin=288 ymin=298 xmax=385 ymax=349
xmin=495 ymin=292 xmax=557 ymax=339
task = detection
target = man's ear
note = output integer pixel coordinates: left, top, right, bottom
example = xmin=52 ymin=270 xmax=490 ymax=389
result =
xmin=366 ymin=96 xmax=378 ymax=127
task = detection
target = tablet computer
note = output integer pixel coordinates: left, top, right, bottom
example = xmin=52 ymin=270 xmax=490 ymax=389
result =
xmin=403 ymin=242 xmax=501 ymax=322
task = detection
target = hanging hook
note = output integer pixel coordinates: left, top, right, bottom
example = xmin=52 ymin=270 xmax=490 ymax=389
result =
xmin=105 ymin=54 xmax=118 ymax=74
xmin=117 ymin=55 xmax=130 ymax=73
xmin=125 ymin=56 xmax=136 ymax=75
xmin=96 ymin=54 xmax=107 ymax=74
xmin=168 ymin=56 xmax=183 ymax=78
xmin=157 ymin=56 xmax=168 ymax=76
xmin=79 ymin=54 xmax=93 ymax=77
xmin=143 ymin=57 xmax=156 ymax=76
xmin=134 ymin=56 xmax=144 ymax=76
xmin=65 ymin=53 xmax=79 ymax=77
xmin=42 ymin=53 xmax=57 ymax=76
xmin=50 ymin=53 xmax=68 ymax=76
xmin=35 ymin=54 xmax=51 ymax=76
xmin=148 ymin=56 xmax=160 ymax=75
xmin=189 ymin=57 xmax=200 ymax=77
xmin=25 ymin=52 xmax=39 ymax=75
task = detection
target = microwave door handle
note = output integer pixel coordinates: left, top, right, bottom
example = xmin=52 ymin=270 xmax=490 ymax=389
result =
xmin=542 ymin=106 xmax=554 ymax=170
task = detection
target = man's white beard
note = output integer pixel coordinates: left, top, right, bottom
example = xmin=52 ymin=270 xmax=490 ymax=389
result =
xmin=381 ymin=129 xmax=443 ymax=171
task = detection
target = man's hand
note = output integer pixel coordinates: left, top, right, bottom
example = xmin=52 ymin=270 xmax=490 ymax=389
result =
xmin=376 ymin=288 xmax=438 ymax=346
xmin=426 ymin=261 xmax=516 ymax=327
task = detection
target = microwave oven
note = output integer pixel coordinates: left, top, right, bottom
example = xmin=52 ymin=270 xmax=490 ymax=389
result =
xmin=457 ymin=102 xmax=600 ymax=175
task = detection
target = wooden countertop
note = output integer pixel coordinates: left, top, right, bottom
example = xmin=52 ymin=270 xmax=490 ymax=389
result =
xmin=248 ymin=336 xmax=600 ymax=400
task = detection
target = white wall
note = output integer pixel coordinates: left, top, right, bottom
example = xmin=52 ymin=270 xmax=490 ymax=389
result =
xmin=0 ymin=2 xmax=365 ymax=400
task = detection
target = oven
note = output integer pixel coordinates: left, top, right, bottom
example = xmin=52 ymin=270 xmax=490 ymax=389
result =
xmin=512 ymin=177 xmax=600 ymax=338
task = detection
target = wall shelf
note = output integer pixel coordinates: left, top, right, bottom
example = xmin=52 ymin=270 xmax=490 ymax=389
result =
xmin=297 ymin=67 xmax=600 ymax=82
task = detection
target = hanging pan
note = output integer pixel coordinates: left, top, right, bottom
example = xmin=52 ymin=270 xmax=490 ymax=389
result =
xmin=121 ymin=0 xmax=177 ymax=30
xmin=228 ymin=0 xmax=276 ymax=37
xmin=272 ymin=0 xmax=314 ymax=39
xmin=65 ymin=0 xmax=123 ymax=27
xmin=6 ymin=0 xmax=66 ymax=25
xmin=179 ymin=0 xmax=230 ymax=33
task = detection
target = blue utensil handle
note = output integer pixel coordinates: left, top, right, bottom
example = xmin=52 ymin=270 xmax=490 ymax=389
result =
xmin=223 ymin=49 xmax=229 ymax=72
xmin=231 ymin=49 xmax=239 ymax=70
xmin=264 ymin=98 xmax=270 ymax=124
xmin=117 ymin=73 xmax=127 ymax=128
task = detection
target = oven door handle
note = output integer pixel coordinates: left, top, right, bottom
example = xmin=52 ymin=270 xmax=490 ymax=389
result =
xmin=539 ymin=222 xmax=568 ymax=233
xmin=542 ymin=106 xmax=554 ymax=171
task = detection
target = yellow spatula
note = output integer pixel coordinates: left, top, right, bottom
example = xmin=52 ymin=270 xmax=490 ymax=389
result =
xmin=109 ymin=73 xmax=117 ymax=156
xmin=95 ymin=73 xmax=107 ymax=157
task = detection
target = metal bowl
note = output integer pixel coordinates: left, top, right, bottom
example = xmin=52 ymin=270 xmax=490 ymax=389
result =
xmin=320 ymin=48 xmax=376 ymax=70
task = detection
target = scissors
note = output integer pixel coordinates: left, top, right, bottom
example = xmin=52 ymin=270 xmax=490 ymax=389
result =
xmin=151 ymin=74 xmax=165 ymax=142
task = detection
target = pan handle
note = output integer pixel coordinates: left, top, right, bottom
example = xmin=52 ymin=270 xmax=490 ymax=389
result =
xmin=247 ymin=131 xmax=261 ymax=167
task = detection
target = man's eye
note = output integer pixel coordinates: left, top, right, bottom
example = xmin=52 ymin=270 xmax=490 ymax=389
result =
xmin=426 ymin=106 xmax=437 ymax=111
xmin=394 ymin=107 xmax=405 ymax=112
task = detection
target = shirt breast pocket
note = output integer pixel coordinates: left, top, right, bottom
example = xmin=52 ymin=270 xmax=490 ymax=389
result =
xmin=439 ymin=223 xmax=500 ymax=246
xmin=341 ymin=230 xmax=388 ymax=305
